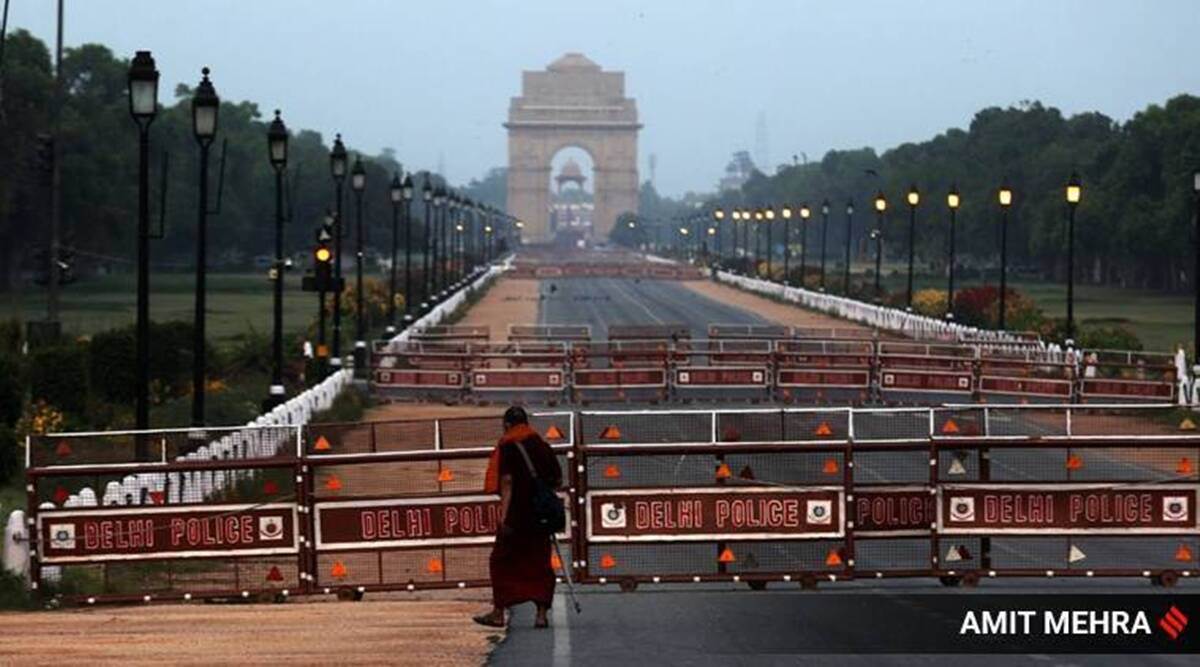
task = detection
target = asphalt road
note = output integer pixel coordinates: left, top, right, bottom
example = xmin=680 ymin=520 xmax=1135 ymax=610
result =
xmin=536 ymin=276 xmax=772 ymax=339
xmin=490 ymin=583 xmax=1197 ymax=666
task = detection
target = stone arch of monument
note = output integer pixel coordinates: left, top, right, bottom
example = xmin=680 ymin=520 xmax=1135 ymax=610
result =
xmin=505 ymin=53 xmax=641 ymax=242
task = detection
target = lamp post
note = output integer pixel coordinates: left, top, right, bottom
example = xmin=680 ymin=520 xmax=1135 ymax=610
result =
xmin=127 ymin=50 xmax=159 ymax=437
xmin=764 ymin=207 xmax=776 ymax=279
xmin=328 ymin=134 xmax=347 ymax=366
xmin=844 ymin=199 xmax=854 ymax=294
xmin=819 ymin=200 xmax=830 ymax=291
xmin=401 ymin=174 xmax=415 ymax=324
xmin=997 ymin=183 xmax=1013 ymax=330
xmin=731 ymin=210 xmax=741 ymax=267
xmin=420 ymin=178 xmax=433 ymax=311
xmin=873 ymin=192 xmax=886 ymax=302
xmin=870 ymin=228 xmax=883 ymax=303
xmin=1066 ymin=173 xmax=1082 ymax=341
xmin=190 ymin=67 xmax=218 ymax=428
xmin=434 ymin=187 xmax=447 ymax=297
xmin=781 ymin=205 xmax=793 ymax=285
xmin=712 ymin=208 xmax=725 ymax=264
xmin=741 ymin=208 xmax=751 ymax=273
xmin=799 ymin=203 xmax=811 ymax=289
xmin=946 ymin=185 xmax=960 ymax=320
xmin=350 ymin=156 xmax=366 ymax=372
xmin=484 ymin=223 xmax=494 ymax=262
xmin=316 ymin=212 xmax=334 ymax=355
xmin=387 ymin=172 xmax=403 ymax=335
xmin=905 ymin=185 xmax=920 ymax=311
xmin=266 ymin=110 xmax=289 ymax=408
xmin=753 ymin=209 xmax=764 ymax=277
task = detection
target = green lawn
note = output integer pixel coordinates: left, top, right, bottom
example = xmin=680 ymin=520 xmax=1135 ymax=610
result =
xmin=4 ymin=272 xmax=319 ymax=349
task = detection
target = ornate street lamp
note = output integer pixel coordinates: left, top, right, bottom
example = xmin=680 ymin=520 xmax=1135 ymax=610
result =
xmin=387 ymin=172 xmax=403 ymax=335
xmin=819 ymin=200 xmax=830 ymax=291
xmin=799 ymin=203 xmax=811 ymax=289
xmin=781 ymin=205 xmax=793 ymax=285
xmin=764 ymin=206 xmax=776 ymax=278
xmin=420 ymin=178 xmax=433 ymax=310
xmin=844 ymin=199 xmax=855 ymax=294
xmin=328 ymin=134 xmax=348 ymax=366
xmin=905 ymin=185 xmax=920 ymax=311
xmin=712 ymin=208 xmax=725 ymax=263
xmin=265 ymin=110 xmax=289 ymax=408
xmin=127 ymin=50 xmax=159 ymax=437
xmin=946 ymin=185 xmax=961 ymax=320
xmin=190 ymin=67 xmax=219 ymax=427
xmin=433 ymin=187 xmax=447 ymax=296
xmin=870 ymin=228 xmax=883 ymax=303
xmin=1066 ymin=173 xmax=1082 ymax=341
xmin=350 ymin=156 xmax=367 ymax=373
xmin=401 ymin=174 xmax=415 ymax=323
xmin=997 ymin=182 xmax=1014 ymax=330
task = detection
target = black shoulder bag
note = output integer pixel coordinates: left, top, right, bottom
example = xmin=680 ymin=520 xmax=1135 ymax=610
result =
xmin=513 ymin=441 xmax=566 ymax=535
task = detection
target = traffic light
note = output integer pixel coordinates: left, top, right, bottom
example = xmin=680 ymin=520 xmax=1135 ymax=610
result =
xmin=302 ymin=240 xmax=342 ymax=292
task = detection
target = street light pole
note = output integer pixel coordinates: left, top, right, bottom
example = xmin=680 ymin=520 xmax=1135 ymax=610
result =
xmin=781 ymin=205 xmax=792 ymax=285
xmin=329 ymin=135 xmax=347 ymax=367
xmin=387 ymin=172 xmax=402 ymax=335
xmin=764 ymin=207 xmax=775 ymax=279
xmin=873 ymin=192 xmax=887 ymax=303
xmin=401 ymin=175 xmax=414 ymax=325
xmin=946 ymin=185 xmax=960 ymax=320
xmin=997 ymin=183 xmax=1013 ymax=331
xmin=819 ymin=200 xmax=830 ymax=291
xmin=844 ymin=200 xmax=854 ymax=295
xmin=905 ymin=185 xmax=920 ymax=311
xmin=127 ymin=50 xmax=159 ymax=438
xmin=190 ymin=67 xmax=219 ymax=427
xmin=799 ymin=204 xmax=811 ymax=289
xmin=1066 ymin=173 xmax=1082 ymax=341
xmin=266 ymin=110 xmax=289 ymax=408
xmin=350 ymin=156 xmax=366 ymax=373
xmin=421 ymin=179 xmax=433 ymax=311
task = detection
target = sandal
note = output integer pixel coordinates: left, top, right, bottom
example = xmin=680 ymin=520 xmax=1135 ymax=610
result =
xmin=473 ymin=612 xmax=506 ymax=628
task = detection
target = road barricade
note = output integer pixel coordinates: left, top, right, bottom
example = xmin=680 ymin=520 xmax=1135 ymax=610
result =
xmin=1078 ymin=351 xmax=1177 ymax=402
xmin=572 ymin=367 xmax=668 ymax=403
xmin=508 ymin=324 xmax=591 ymax=342
xmin=977 ymin=351 xmax=1074 ymax=403
xmin=409 ymin=325 xmax=490 ymax=343
xmin=673 ymin=366 xmax=772 ymax=402
xmin=878 ymin=342 xmax=975 ymax=403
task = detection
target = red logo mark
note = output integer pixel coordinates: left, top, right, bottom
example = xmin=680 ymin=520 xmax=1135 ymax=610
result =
xmin=1158 ymin=605 xmax=1188 ymax=640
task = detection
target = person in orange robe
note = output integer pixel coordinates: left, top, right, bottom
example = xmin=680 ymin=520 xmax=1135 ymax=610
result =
xmin=473 ymin=407 xmax=562 ymax=629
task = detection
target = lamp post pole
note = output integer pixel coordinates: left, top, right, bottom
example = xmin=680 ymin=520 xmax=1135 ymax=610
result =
xmin=329 ymin=135 xmax=347 ymax=366
xmin=190 ymin=67 xmax=218 ymax=427
xmin=351 ymin=156 xmax=366 ymax=373
xmin=946 ymin=186 xmax=960 ymax=320
xmin=266 ymin=110 xmax=289 ymax=408
xmin=765 ymin=208 xmax=775 ymax=279
xmin=799 ymin=204 xmax=811 ymax=289
xmin=420 ymin=179 xmax=432 ymax=311
xmin=819 ymin=200 xmax=830 ymax=291
xmin=127 ymin=50 xmax=159 ymax=439
xmin=871 ymin=229 xmax=883 ymax=303
xmin=387 ymin=173 xmax=402 ymax=335
xmin=844 ymin=200 xmax=854 ymax=295
xmin=781 ymin=206 xmax=792 ymax=285
xmin=905 ymin=185 xmax=920 ymax=311
xmin=997 ymin=184 xmax=1013 ymax=331
xmin=1066 ymin=173 xmax=1082 ymax=341
xmin=402 ymin=175 xmax=414 ymax=325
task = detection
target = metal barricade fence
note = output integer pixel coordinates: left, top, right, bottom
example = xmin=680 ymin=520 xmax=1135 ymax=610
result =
xmin=24 ymin=406 xmax=1199 ymax=603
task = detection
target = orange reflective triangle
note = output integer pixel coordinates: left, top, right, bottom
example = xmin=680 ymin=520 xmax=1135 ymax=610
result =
xmin=941 ymin=419 xmax=960 ymax=435
xmin=814 ymin=422 xmax=834 ymax=437
xmin=600 ymin=554 xmax=616 ymax=569
xmin=55 ymin=441 xmax=72 ymax=458
xmin=718 ymin=547 xmax=736 ymax=563
xmin=715 ymin=463 xmax=732 ymax=480
xmin=822 ymin=458 xmax=840 ymax=475
xmin=324 ymin=474 xmax=343 ymax=491
xmin=738 ymin=465 xmax=756 ymax=480
xmin=331 ymin=560 xmax=347 ymax=578
xmin=1177 ymin=458 xmax=1194 ymax=475
xmin=825 ymin=549 xmax=843 ymax=566
xmin=1065 ymin=454 xmax=1084 ymax=470
xmin=313 ymin=436 xmax=332 ymax=452
xmin=425 ymin=557 xmax=444 ymax=574
xmin=437 ymin=468 xmax=455 ymax=482
xmin=545 ymin=425 xmax=564 ymax=440
xmin=603 ymin=464 xmax=622 ymax=479
xmin=266 ymin=565 xmax=284 ymax=582
xmin=1179 ymin=417 xmax=1197 ymax=431
xmin=550 ymin=552 xmax=563 ymax=570
xmin=599 ymin=425 xmax=622 ymax=440
xmin=1175 ymin=544 xmax=1194 ymax=563
xmin=316 ymin=344 xmax=329 ymax=358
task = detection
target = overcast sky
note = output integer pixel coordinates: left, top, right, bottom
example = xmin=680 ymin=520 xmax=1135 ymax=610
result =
xmin=8 ymin=1 xmax=1199 ymax=196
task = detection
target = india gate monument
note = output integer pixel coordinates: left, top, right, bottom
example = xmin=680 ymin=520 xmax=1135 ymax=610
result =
xmin=505 ymin=53 xmax=641 ymax=242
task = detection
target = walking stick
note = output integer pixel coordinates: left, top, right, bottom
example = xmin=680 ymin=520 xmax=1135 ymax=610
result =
xmin=552 ymin=533 xmax=582 ymax=614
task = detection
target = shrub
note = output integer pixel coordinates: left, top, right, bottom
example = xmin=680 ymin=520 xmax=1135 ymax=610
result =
xmin=0 ymin=319 xmax=22 ymax=356
xmin=30 ymin=343 xmax=88 ymax=416
xmin=0 ymin=425 xmax=18 ymax=485
xmin=310 ymin=387 xmax=369 ymax=423
xmin=89 ymin=322 xmax=214 ymax=404
xmin=1078 ymin=325 xmax=1143 ymax=351
xmin=87 ymin=327 xmax=137 ymax=403
xmin=912 ymin=289 xmax=948 ymax=317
